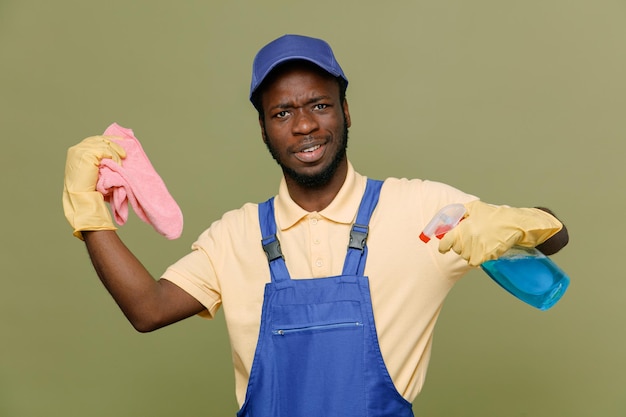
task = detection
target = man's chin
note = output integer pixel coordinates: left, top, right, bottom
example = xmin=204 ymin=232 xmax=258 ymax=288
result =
xmin=284 ymin=168 xmax=334 ymax=189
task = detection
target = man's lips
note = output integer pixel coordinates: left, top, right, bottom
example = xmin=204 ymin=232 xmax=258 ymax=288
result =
xmin=294 ymin=143 xmax=325 ymax=163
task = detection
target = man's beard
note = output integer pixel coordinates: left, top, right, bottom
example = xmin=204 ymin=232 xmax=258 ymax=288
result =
xmin=264 ymin=121 xmax=349 ymax=189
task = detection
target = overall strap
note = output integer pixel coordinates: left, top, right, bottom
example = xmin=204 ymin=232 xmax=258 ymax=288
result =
xmin=258 ymin=197 xmax=291 ymax=283
xmin=342 ymin=179 xmax=384 ymax=276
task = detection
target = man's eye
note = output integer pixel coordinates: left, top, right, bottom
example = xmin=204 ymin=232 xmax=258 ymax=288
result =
xmin=314 ymin=104 xmax=328 ymax=110
xmin=275 ymin=111 xmax=289 ymax=118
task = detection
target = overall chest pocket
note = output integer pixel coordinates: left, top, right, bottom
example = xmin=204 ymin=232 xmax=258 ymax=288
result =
xmin=272 ymin=320 xmax=363 ymax=335
xmin=270 ymin=300 xmax=367 ymax=417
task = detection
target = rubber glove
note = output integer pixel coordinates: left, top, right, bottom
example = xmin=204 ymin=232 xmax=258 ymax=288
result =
xmin=438 ymin=200 xmax=563 ymax=266
xmin=63 ymin=136 xmax=126 ymax=240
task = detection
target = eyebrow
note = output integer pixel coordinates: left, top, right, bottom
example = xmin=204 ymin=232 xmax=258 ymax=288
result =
xmin=270 ymin=94 xmax=332 ymax=112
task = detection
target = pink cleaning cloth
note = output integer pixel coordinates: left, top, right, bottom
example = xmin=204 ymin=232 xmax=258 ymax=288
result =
xmin=96 ymin=123 xmax=183 ymax=240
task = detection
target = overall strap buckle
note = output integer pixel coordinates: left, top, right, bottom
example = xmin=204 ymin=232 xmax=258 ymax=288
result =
xmin=348 ymin=224 xmax=369 ymax=251
xmin=262 ymin=235 xmax=284 ymax=262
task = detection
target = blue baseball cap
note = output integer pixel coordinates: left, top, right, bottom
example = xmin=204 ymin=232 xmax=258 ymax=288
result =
xmin=249 ymin=34 xmax=348 ymax=102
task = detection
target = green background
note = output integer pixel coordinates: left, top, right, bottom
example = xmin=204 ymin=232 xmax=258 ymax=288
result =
xmin=1 ymin=1 xmax=625 ymax=416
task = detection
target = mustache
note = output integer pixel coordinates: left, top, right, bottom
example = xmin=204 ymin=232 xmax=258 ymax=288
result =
xmin=292 ymin=136 xmax=328 ymax=152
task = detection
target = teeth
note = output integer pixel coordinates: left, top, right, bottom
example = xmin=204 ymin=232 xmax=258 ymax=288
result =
xmin=302 ymin=145 xmax=321 ymax=153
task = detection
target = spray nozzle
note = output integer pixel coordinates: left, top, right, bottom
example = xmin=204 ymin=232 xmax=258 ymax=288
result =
xmin=419 ymin=204 xmax=467 ymax=243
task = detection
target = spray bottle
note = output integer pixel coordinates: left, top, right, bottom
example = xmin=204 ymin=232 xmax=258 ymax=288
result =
xmin=420 ymin=204 xmax=570 ymax=310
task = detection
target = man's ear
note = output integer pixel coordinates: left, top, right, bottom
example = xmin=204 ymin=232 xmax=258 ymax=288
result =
xmin=343 ymin=99 xmax=351 ymax=128
xmin=259 ymin=117 xmax=268 ymax=143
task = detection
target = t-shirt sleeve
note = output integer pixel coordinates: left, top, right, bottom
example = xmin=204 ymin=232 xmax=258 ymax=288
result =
xmin=412 ymin=179 xmax=480 ymax=281
xmin=161 ymin=228 xmax=222 ymax=319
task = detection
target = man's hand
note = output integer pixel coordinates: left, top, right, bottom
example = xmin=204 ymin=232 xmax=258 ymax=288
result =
xmin=438 ymin=200 xmax=563 ymax=266
xmin=62 ymin=136 xmax=126 ymax=239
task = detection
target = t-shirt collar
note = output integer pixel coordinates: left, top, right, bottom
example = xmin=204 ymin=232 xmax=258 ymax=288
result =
xmin=274 ymin=161 xmax=367 ymax=231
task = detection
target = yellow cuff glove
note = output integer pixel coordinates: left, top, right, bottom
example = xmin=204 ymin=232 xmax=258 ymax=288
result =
xmin=438 ymin=200 xmax=563 ymax=266
xmin=62 ymin=136 xmax=126 ymax=240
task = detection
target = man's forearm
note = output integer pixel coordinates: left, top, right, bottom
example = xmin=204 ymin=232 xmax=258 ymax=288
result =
xmin=82 ymin=231 xmax=203 ymax=332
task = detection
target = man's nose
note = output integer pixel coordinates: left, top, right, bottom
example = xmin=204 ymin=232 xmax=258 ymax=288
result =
xmin=292 ymin=110 xmax=318 ymax=135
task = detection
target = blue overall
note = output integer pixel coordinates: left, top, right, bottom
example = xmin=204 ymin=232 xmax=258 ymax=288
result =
xmin=236 ymin=179 xmax=414 ymax=417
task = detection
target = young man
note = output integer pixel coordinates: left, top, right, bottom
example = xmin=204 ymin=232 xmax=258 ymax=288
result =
xmin=63 ymin=34 xmax=568 ymax=416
